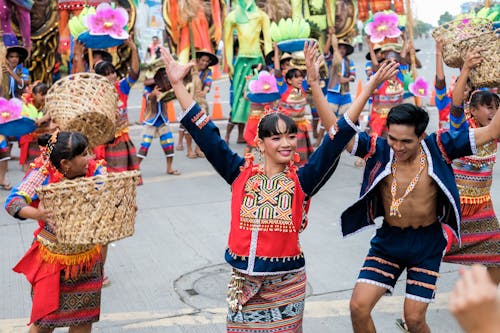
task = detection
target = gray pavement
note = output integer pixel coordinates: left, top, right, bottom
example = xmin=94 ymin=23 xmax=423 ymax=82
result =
xmin=0 ymin=37 xmax=494 ymax=332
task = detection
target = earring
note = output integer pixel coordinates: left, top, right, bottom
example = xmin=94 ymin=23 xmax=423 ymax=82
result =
xmin=257 ymin=149 xmax=264 ymax=171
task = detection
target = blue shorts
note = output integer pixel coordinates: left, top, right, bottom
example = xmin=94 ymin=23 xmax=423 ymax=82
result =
xmin=358 ymin=222 xmax=447 ymax=303
xmin=326 ymin=92 xmax=352 ymax=106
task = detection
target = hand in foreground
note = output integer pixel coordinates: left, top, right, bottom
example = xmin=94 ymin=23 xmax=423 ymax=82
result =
xmin=449 ymin=265 xmax=500 ymax=333
xmin=304 ymin=40 xmax=323 ymax=85
xmin=370 ymin=60 xmax=400 ymax=87
xmin=160 ymin=47 xmax=195 ymax=86
xmin=463 ymin=48 xmax=485 ymax=71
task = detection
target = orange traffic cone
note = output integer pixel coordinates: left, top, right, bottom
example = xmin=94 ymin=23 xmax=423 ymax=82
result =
xmin=212 ymin=64 xmax=221 ymax=80
xmin=166 ymin=101 xmax=177 ymax=123
xmin=429 ymin=88 xmax=436 ymax=106
xmin=355 ymin=80 xmax=363 ymax=98
xmin=211 ymin=86 xmax=224 ymax=120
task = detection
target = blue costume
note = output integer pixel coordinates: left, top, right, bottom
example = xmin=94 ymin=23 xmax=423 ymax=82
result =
xmin=341 ymin=129 xmax=477 ymax=302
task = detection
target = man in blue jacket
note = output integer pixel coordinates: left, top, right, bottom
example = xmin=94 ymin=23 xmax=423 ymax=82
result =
xmin=333 ymin=103 xmax=500 ymax=333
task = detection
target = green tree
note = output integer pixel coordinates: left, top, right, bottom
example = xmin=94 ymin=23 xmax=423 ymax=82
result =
xmin=414 ymin=20 xmax=433 ymax=37
xmin=438 ymin=11 xmax=454 ymax=26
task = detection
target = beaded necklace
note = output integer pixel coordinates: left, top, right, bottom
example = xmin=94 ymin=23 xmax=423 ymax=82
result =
xmin=390 ymin=145 xmax=426 ymax=218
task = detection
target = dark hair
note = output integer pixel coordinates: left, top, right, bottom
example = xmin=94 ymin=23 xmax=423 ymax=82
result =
xmin=32 ymin=82 xmax=48 ymax=95
xmin=258 ymin=113 xmax=297 ymax=139
xmin=469 ymin=90 xmax=500 ymax=110
xmin=285 ymin=68 xmax=304 ymax=81
xmin=38 ymin=132 xmax=89 ymax=171
xmin=386 ymin=104 xmax=429 ymax=137
xmin=153 ymin=67 xmax=172 ymax=92
xmin=94 ymin=61 xmax=116 ymax=76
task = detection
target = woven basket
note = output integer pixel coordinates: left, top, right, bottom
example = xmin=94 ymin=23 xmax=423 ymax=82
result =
xmin=432 ymin=18 xmax=492 ymax=68
xmin=37 ymin=170 xmax=141 ymax=245
xmin=459 ymin=31 xmax=500 ymax=88
xmin=45 ymin=73 xmax=118 ymax=147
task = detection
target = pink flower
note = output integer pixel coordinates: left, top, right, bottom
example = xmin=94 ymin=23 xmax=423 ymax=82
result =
xmin=248 ymin=71 xmax=279 ymax=94
xmin=85 ymin=3 xmax=129 ymax=39
xmin=364 ymin=11 xmax=401 ymax=44
xmin=409 ymin=77 xmax=430 ymax=97
xmin=0 ymin=98 xmax=23 ymax=124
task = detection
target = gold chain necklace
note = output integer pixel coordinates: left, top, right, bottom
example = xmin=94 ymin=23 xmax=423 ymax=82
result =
xmin=390 ymin=146 xmax=426 ymax=218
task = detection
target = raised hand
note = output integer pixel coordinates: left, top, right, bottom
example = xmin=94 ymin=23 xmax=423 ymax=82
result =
xmin=371 ymin=60 xmax=399 ymax=87
xmin=160 ymin=47 xmax=195 ymax=86
xmin=304 ymin=41 xmax=323 ymax=85
xmin=463 ymin=48 xmax=484 ymax=71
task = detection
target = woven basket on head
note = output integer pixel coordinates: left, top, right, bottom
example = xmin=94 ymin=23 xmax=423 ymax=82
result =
xmin=459 ymin=30 xmax=500 ymax=88
xmin=37 ymin=170 xmax=141 ymax=245
xmin=45 ymin=72 xmax=118 ymax=147
xmin=432 ymin=18 xmax=492 ymax=68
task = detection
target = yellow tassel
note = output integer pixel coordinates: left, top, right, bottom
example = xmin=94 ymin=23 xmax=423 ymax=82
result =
xmin=39 ymin=244 xmax=101 ymax=267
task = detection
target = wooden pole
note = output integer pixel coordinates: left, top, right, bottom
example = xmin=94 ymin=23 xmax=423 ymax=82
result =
xmin=88 ymin=48 xmax=94 ymax=70
xmin=404 ymin=0 xmax=421 ymax=106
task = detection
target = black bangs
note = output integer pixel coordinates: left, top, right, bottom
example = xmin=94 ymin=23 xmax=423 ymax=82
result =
xmin=469 ymin=91 xmax=500 ymax=110
xmin=258 ymin=113 xmax=298 ymax=139
xmin=94 ymin=61 xmax=116 ymax=76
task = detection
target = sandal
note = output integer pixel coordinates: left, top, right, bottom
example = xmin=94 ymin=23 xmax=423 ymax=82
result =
xmin=195 ymin=151 xmax=205 ymax=158
xmin=395 ymin=318 xmax=409 ymax=333
xmin=102 ymin=276 xmax=111 ymax=288
xmin=187 ymin=153 xmax=197 ymax=159
xmin=167 ymin=170 xmax=181 ymax=175
xmin=175 ymin=145 xmax=184 ymax=151
xmin=0 ymin=183 xmax=12 ymax=191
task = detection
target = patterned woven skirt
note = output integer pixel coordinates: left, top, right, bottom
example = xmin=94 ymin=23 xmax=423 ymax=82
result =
xmin=34 ymin=260 xmax=103 ymax=328
xmin=444 ymin=200 xmax=500 ymax=267
xmin=227 ymin=269 xmax=306 ymax=333
xmin=96 ymin=133 xmax=139 ymax=173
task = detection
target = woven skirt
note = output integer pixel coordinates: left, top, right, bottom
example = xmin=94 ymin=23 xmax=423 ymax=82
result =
xmin=227 ymin=269 xmax=306 ymax=333
xmin=444 ymin=200 xmax=500 ymax=267
xmin=34 ymin=260 xmax=103 ymax=328
xmin=103 ymin=133 xmax=139 ymax=173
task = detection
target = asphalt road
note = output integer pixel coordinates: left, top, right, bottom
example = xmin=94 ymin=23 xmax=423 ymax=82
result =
xmin=0 ymin=37 xmax=495 ymax=332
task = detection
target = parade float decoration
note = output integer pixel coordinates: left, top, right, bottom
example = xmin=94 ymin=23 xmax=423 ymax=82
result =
xmin=357 ymin=0 xmax=405 ymax=22
xmin=163 ymin=0 xmax=225 ymax=64
xmin=0 ymin=97 xmax=36 ymax=137
xmin=409 ymin=77 xmax=430 ymax=98
xmin=272 ymin=18 xmax=327 ymax=79
xmin=246 ymin=70 xmax=281 ymax=104
xmin=364 ymin=11 xmax=402 ymax=43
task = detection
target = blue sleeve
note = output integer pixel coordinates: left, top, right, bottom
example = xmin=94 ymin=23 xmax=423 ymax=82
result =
xmin=119 ymin=75 xmax=137 ymax=96
xmin=203 ymin=69 xmax=213 ymax=88
xmin=298 ymin=115 xmax=358 ymax=196
xmin=276 ymin=76 xmax=288 ymax=95
xmin=180 ymin=103 xmax=244 ymax=184
xmin=5 ymin=168 xmax=49 ymax=219
xmin=449 ymin=105 xmax=468 ymax=132
xmin=435 ymin=84 xmax=451 ymax=111
xmin=350 ymin=132 xmax=374 ymax=158
xmin=21 ymin=67 xmax=29 ymax=82
xmin=433 ymin=129 xmax=474 ymax=162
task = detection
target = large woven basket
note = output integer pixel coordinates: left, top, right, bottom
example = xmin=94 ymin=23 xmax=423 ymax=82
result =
xmin=432 ymin=18 xmax=492 ymax=68
xmin=45 ymin=73 xmax=118 ymax=147
xmin=37 ymin=170 xmax=141 ymax=245
xmin=459 ymin=30 xmax=500 ymax=88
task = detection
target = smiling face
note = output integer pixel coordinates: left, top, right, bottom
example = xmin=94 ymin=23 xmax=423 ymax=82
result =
xmin=471 ymin=103 xmax=497 ymax=127
xmin=197 ymin=55 xmax=211 ymax=70
xmin=286 ymin=71 xmax=304 ymax=90
xmin=256 ymin=118 xmax=297 ymax=168
xmin=387 ymin=124 xmax=425 ymax=162
xmin=61 ymin=147 xmax=92 ymax=179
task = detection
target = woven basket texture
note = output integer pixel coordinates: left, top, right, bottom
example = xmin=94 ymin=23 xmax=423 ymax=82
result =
xmin=37 ymin=170 xmax=141 ymax=245
xmin=459 ymin=31 xmax=500 ymax=88
xmin=432 ymin=18 xmax=493 ymax=68
xmin=45 ymin=72 xmax=118 ymax=147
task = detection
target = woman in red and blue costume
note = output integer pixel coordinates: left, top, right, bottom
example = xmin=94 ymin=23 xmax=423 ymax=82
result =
xmin=5 ymin=131 xmax=106 ymax=333
xmin=159 ymin=42 xmax=399 ymax=333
